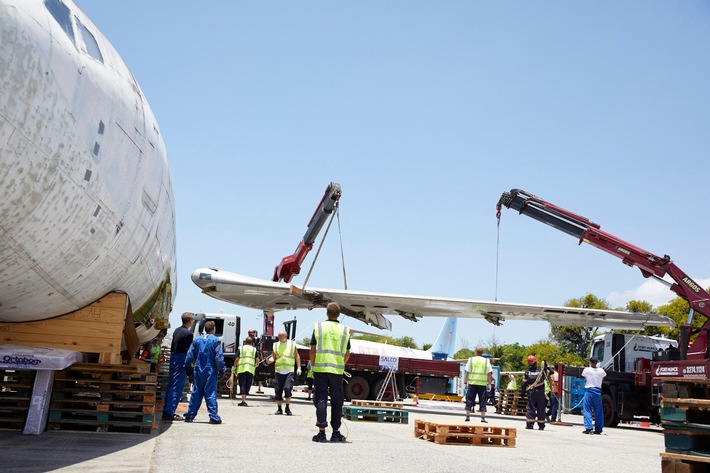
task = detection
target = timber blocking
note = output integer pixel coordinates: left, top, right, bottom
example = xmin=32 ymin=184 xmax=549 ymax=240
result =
xmin=0 ymin=292 xmax=138 ymax=364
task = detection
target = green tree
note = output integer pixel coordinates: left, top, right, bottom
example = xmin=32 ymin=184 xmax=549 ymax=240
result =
xmin=525 ymin=340 xmax=585 ymax=367
xmin=422 ymin=343 xmax=433 ymax=351
xmin=395 ymin=336 xmax=418 ymax=349
xmin=453 ymin=348 xmax=474 ymax=360
xmin=497 ymin=342 xmax=527 ymax=372
xmin=550 ymin=294 xmax=608 ymax=357
xmin=618 ymin=299 xmax=659 ymax=336
xmin=655 ymin=297 xmax=702 ymax=341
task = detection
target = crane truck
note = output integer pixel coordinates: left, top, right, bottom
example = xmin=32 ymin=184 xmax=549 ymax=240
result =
xmin=496 ymin=188 xmax=710 ymax=426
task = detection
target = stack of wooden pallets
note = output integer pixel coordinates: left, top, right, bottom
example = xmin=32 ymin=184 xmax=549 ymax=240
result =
xmin=48 ymin=362 xmax=157 ymax=434
xmin=0 ymin=369 xmax=35 ymax=431
xmin=414 ymin=419 xmax=516 ymax=447
xmin=659 ymin=376 xmax=710 ymax=472
xmin=496 ymin=388 xmax=527 ymax=416
xmin=351 ymin=399 xmax=404 ymax=409
xmin=342 ymin=405 xmax=408 ymax=424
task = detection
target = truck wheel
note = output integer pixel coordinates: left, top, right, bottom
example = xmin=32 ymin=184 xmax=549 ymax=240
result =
xmin=345 ymin=376 xmax=370 ymax=401
xmin=372 ymin=379 xmax=395 ymax=401
xmin=602 ymin=394 xmax=619 ymax=427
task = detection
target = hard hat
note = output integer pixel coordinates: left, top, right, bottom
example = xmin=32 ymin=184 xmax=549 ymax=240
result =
xmin=527 ymin=355 xmax=537 ymax=364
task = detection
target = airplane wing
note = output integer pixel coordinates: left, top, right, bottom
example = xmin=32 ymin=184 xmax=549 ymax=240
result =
xmin=191 ymin=268 xmax=675 ymax=332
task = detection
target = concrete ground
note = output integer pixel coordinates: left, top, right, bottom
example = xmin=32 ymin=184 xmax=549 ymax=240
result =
xmin=0 ymin=389 xmax=665 ymax=473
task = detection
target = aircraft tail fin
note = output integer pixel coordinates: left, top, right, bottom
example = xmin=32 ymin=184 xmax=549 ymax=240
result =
xmin=427 ymin=317 xmax=457 ymax=360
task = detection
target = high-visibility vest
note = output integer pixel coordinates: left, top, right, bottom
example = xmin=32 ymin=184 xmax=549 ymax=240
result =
xmin=466 ymin=356 xmax=490 ymax=386
xmin=237 ymin=345 xmax=257 ymax=375
xmin=274 ymin=340 xmax=296 ymax=372
xmin=313 ymin=321 xmax=350 ymax=375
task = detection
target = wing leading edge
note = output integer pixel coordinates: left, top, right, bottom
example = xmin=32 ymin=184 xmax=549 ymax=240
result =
xmin=191 ymin=268 xmax=675 ymax=332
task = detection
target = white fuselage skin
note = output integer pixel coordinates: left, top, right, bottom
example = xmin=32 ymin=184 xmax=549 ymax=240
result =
xmin=0 ymin=0 xmax=176 ymax=343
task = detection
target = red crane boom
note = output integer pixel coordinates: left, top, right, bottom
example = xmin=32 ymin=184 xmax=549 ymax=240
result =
xmin=272 ymin=182 xmax=342 ymax=284
xmin=496 ymin=188 xmax=709 ymax=360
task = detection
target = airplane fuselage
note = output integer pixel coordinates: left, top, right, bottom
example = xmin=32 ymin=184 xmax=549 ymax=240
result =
xmin=0 ymin=0 xmax=176 ymax=343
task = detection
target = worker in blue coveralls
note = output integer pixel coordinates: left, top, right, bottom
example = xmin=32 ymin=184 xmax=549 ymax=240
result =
xmin=162 ymin=312 xmax=195 ymax=421
xmin=183 ymin=320 xmax=227 ymax=424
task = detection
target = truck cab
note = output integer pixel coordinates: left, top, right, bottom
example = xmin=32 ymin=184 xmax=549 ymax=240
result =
xmin=191 ymin=313 xmax=241 ymax=368
xmin=590 ymin=333 xmax=677 ymax=373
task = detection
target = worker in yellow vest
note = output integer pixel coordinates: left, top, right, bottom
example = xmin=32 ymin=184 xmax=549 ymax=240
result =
xmin=310 ymin=302 xmax=351 ymax=443
xmin=266 ymin=330 xmax=302 ymax=415
xmin=464 ymin=346 xmax=493 ymax=423
xmin=234 ymin=336 xmax=260 ymax=407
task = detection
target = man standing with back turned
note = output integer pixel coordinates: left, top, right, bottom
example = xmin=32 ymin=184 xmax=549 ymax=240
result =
xmin=310 ymin=302 xmax=351 ymax=443
xmin=464 ymin=346 xmax=492 ymax=423
xmin=183 ymin=321 xmax=226 ymax=424
xmin=162 ymin=312 xmax=194 ymax=421
xmin=582 ymin=356 xmax=606 ymax=435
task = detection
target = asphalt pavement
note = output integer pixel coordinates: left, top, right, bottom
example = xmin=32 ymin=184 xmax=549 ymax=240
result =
xmin=0 ymin=389 xmax=665 ymax=473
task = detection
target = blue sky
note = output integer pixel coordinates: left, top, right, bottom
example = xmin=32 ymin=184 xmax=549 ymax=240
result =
xmin=75 ymin=1 xmax=710 ymax=351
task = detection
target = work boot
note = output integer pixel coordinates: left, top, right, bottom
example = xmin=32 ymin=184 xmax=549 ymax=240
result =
xmin=538 ymin=423 xmax=545 ymax=431
xmin=275 ymin=407 xmax=283 ymax=415
xmin=481 ymin=418 xmax=488 ymax=423
xmin=209 ymin=418 xmax=222 ymax=424
xmin=238 ymin=401 xmax=248 ymax=407
xmin=184 ymin=417 xmax=194 ymax=423
xmin=464 ymin=416 xmax=470 ymax=422
xmin=330 ymin=430 xmax=347 ymax=442
xmin=312 ymin=431 xmax=328 ymax=443
xmin=285 ymin=406 xmax=293 ymax=416
xmin=162 ymin=413 xmax=183 ymax=422
xmin=582 ymin=429 xmax=592 ymax=434
xmin=526 ymin=422 xmax=534 ymax=430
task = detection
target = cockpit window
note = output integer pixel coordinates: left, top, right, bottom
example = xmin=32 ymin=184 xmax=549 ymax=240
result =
xmin=45 ymin=0 xmax=75 ymax=44
xmin=76 ymin=18 xmax=104 ymax=63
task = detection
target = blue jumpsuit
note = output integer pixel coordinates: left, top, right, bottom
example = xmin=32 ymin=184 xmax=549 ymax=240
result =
xmin=184 ymin=333 xmax=226 ymax=422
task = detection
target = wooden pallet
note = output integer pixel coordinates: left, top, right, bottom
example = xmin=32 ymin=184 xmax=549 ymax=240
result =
xmin=342 ymin=405 xmax=408 ymax=424
xmin=0 ymin=369 xmax=34 ymax=431
xmin=496 ymin=389 xmax=527 ymax=416
xmin=414 ymin=419 xmax=516 ymax=447
xmin=352 ymin=400 xmax=404 ymax=409
xmin=49 ymin=362 xmax=157 ymax=434
xmin=661 ymin=380 xmax=710 ymax=457
xmin=660 ymin=452 xmax=710 ymax=473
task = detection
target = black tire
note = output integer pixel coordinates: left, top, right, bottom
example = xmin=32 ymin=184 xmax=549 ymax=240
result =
xmin=371 ymin=378 xmax=396 ymax=401
xmin=345 ymin=376 xmax=370 ymax=401
xmin=602 ymin=393 xmax=619 ymax=427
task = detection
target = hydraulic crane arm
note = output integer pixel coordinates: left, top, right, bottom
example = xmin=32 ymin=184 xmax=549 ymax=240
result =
xmin=496 ymin=188 xmax=710 ymax=360
xmin=273 ymin=182 xmax=342 ymax=283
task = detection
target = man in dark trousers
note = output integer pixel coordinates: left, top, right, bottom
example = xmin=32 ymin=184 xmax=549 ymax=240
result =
xmin=162 ymin=312 xmax=194 ymax=421
xmin=521 ymin=355 xmax=547 ymax=430
xmin=183 ymin=321 xmax=226 ymax=424
xmin=310 ymin=302 xmax=351 ymax=443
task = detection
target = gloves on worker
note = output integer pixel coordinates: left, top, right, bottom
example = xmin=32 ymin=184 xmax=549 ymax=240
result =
xmin=185 ymin=365 xmax=194 ymax=384
xmin=296 ymin=367 xmax=302 ymax=376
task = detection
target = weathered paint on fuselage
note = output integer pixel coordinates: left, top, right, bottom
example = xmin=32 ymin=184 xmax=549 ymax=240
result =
xmin=0 ymin=0 xmax=176 ymax=343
